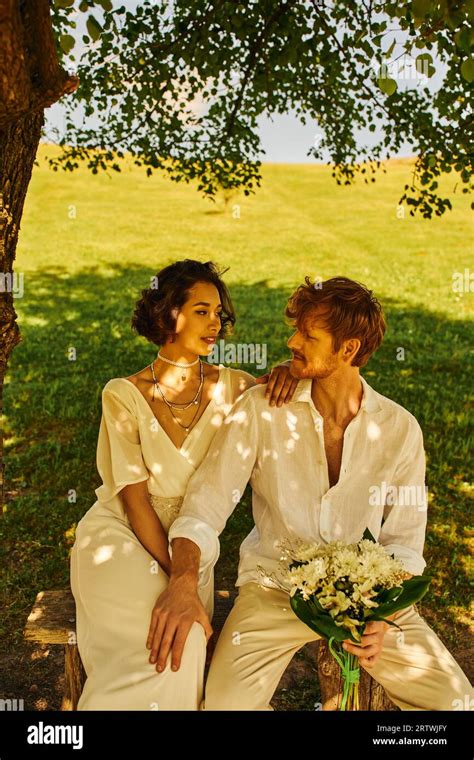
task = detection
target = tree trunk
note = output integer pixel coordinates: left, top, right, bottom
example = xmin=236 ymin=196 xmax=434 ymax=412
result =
xmin=0 ymin=0 xmax=78 ymax=513
xmin=0 ymin=111 xmax=44 ymax=510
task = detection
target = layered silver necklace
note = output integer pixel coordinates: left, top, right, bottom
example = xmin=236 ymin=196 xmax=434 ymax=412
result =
xmin=150 ymin=352 xmax=204 ymax=433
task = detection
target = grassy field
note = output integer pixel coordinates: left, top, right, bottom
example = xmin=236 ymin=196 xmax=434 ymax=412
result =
xmin=1 ymin=145 xmax=472 ymax=709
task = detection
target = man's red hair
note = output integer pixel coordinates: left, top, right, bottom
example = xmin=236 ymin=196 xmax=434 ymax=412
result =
xmin=285 ymin=276 xmax=386 ymax=367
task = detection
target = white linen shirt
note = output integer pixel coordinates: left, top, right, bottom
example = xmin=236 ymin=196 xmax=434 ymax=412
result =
xmin=168 ymin=375 xmax=428 ymax=590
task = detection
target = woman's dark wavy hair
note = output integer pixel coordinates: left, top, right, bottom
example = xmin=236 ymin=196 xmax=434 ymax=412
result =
xmin=131 ymin=259 xmax=236 ymax=346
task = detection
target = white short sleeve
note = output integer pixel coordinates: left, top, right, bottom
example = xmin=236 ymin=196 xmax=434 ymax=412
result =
xmin=94 ymin=381 xmax=149 ymax=503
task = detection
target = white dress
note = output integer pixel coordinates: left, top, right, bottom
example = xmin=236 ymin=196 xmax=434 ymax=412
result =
xmin=70 ymin=364 xmax=253 ymax=710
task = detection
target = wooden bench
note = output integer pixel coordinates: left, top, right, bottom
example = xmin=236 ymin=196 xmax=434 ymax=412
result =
xmin=24 ymin=589 xmax=398 ymax=711
xmin=23 ymin=590 xmax=86 ymax=710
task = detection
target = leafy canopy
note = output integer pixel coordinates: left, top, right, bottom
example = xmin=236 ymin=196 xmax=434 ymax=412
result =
xmin=49 ymin=0 xmax=474 ymax=217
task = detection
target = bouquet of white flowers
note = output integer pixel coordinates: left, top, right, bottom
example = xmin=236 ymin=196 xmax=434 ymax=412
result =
xmin=258 ymin=528 xmax=431 ymax=711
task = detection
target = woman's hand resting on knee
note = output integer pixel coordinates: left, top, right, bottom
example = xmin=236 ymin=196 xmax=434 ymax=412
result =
xmin=146 ymin=578 xmax=213 ymax=673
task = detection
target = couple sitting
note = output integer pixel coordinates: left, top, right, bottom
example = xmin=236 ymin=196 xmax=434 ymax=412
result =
xmin=71 ymin=259 xmax=472 ymax=711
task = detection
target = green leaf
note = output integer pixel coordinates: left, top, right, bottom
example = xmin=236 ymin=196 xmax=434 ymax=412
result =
xmin=370 ymin=575 xmax=432 ymax=619
xmin=412 ymin=0 xmax=432 ymax=19
xmin=378 ymin=616 xmax=403 ymax=632
xmin=54 ymin=0 xmax=75 ymax=8
xmin=447 ymin=10 xmax=465 ymax=30
xmin=309 ymin=613 xmax=353 ymax=642
xmin=386 ymin=38 xmax=396 ymax=58
xmin=59 ymin=34 xmax=76 ymax=54
xmin=290 ymin=592 xmax=320 ymax=629
xmin=290 ymin=593 xmax=359 ymax=643
xmin=454 ymin=28 xmax=472 ymax=52
xmin=416 ymin=53 xmax=435 ymax=77
xmin=416 ymin=53 xmax=433 ymax=64
xmin=461 ymin=58 xmax=474 ymax=83
xmin=98 ymin=0 xmax=113 ymax=10
xmin=375 ymin=585 xmax=403 ymax=604
xmin=377 ymin=76 xmax=397 ymax=96
xmin=87 ymin=14 xmax=103 ymax=41
xmin=467 ymin=0 xmax=474 ymax=22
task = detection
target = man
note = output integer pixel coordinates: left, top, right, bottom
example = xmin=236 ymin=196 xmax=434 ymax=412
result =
xmin=147 ymin=276 xmax=473 ymax=710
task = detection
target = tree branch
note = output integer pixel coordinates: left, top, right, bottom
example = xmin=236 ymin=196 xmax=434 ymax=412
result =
xmin=217 ymin=0 xmax=294 ymax=152
xmin=309 ymin=0 xmax=390 ymax=119
xmin=0 ymin=0 xmax=78 ymax=128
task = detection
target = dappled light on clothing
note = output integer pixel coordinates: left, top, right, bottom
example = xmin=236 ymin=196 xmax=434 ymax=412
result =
xmin=70 ymin=365 xmax=252 ymax=710
xmin=92 ymin=544 xmax=115 ymax=566
xmin=169 ymin=376 xmax=429 ymax=596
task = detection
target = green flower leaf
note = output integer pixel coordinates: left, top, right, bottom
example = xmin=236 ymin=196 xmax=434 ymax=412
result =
xmin=375 ymin=585 xmax=403 ymax=604
xmin=290 ymin=593 xmax=359 ymax=643
xmin=370 ymin=574 xmax=432 ymax=619
xmin=362 ymin=527 xmax=377 ymax=543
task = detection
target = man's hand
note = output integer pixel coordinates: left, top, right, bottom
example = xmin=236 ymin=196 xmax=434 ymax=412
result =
xmin=255 ymin=361 xmax=299 ymax=407
xmin=146 ymin=577 xmax=213 ymax=673
xmin=342 ymin=620 xmax=390 ymax=668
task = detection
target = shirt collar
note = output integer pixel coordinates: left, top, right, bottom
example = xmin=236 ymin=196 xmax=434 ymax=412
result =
xmin=291 ymin=374 xmax=381 ymax=414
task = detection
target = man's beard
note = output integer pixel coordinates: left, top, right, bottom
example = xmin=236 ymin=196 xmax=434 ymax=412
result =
xmin=290 ymin=355 xmax=338 ymax=379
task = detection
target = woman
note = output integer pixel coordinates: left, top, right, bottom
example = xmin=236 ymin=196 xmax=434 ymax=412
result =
xmin=70 ymin=259 xmax=297 ymax=710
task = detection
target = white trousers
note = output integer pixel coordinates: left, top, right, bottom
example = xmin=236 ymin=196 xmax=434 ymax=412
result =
xmin=70 ymin=504 xmax=208 ymax=710
xmin=204 ymin=582 xmax=473 ymax=711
